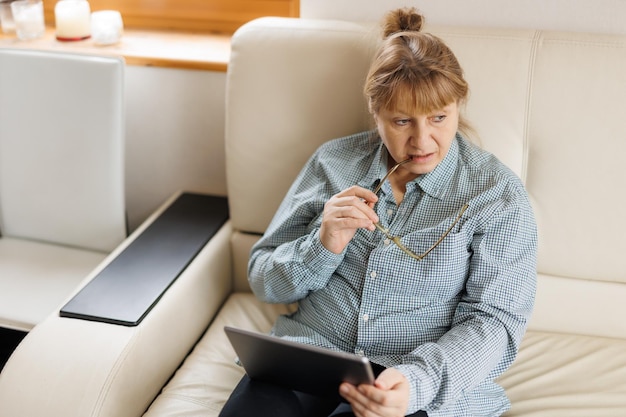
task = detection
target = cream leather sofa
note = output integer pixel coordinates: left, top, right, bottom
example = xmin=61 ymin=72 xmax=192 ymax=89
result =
xmin=1 ymin=17 xmax=625 ymax=417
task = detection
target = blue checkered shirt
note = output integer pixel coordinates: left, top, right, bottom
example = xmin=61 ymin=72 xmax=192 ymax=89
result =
xmin=248 ymin=131 xmax=537 ymax=416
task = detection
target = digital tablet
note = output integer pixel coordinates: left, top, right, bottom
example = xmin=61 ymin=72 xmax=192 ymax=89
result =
xmin=224 ymin=326 xmax=375 ymax=396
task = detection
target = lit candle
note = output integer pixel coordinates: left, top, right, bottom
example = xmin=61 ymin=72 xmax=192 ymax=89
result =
xmin=55 ymin=0 xmax=91 ymax=41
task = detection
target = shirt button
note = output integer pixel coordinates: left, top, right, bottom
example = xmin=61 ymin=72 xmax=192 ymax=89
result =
xmin=370 ymin=271 xmax=377 ymax=278
xmin=383 ymin=239 xmax=390 ymax=245
xmin=387 ymin=208 xmax=394 ymax=216
xmin=356 ymin=349 xmax=365 ymax=356
xmin=363 ymin=313 xmax=369 ymax=322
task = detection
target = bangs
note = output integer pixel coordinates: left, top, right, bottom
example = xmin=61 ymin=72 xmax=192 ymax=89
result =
xmin=385 ymin=74 xmax=460 ymax=114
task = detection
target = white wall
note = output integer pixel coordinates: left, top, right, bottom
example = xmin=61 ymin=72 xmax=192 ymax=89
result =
xmin=124 ymin=67 xmax=227 ymax=230
xmin=125 ymin=0 xmax=624 ymax=230
xmin=301 ymin=0 xmax=626 ymax=35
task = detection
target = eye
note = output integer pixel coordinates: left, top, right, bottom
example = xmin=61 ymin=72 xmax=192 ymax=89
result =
xmin=431 ymin=115 xmax=447 ymax=123
xmin=394 ymin=118 xmax=411 ymax=126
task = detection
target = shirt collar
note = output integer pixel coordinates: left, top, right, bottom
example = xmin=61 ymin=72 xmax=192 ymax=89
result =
xmin=357 ymin=133 xmax=461 ymax=200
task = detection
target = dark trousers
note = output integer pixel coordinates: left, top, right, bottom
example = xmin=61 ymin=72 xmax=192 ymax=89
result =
xmin=219 ymin=364 xmax=428 ymax=417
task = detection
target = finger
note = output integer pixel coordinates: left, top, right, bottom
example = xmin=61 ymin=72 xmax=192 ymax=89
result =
xmin=337 ymin=185 xmax=379 ymax=204
xmin=340 ymin=383 xmax=366 ymax=404
xmin=334 ymin=187 xmax=379 ymax=213
xmin=357 ymin=384 xmax=392 ymax=408
xmin=372 ymin=369 xmax=404 ymax=394
xmin=326 ymin=197 xmax=379 ymax=225
xmin=342 ymin=384 xmax=392 ymax=417
xmin=335 ymin=202 xmax=378 ymax=224
xmin=325 ymin=215 xmax=376 ymax=232
xmin=339 ymin=384 xmax=373 ymax=417
xmin=354 ymin=369 xmax=410 ymax=415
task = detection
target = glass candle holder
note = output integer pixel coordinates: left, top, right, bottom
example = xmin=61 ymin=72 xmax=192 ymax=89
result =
xmin=55 ymin=0 xmax=91 ymax=41
xmin=91 ymin=10 xmax=123 ymax=45
xmin=10 ymin=0 xmax=44 ymax=40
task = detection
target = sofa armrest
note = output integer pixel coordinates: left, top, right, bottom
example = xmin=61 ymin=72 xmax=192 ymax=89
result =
xmin=0 ymin=192 xmax=234 ymax=417
xmin=60 ymin=192 xmax=228 ymax=326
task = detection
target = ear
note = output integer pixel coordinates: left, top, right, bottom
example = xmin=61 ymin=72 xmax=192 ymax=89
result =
xmin=367 ymin=97 xmax=378 ymax=116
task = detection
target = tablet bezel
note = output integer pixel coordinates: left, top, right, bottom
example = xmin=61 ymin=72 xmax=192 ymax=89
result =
xmin=224 ymin=326 xmax=376 ymax=396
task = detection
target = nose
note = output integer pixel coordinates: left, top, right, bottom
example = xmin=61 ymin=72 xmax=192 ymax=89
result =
xmin=409 ymin=119 xmax=430 ymax=147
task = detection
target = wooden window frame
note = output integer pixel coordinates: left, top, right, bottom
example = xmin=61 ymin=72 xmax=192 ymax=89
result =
xmin=43 ymin=0 xmax=299 ymax=34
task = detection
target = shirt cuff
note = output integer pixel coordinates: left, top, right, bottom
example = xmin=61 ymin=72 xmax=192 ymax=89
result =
xmin=302 ymin=229 xmax=345 ymax=275
xmin=395 ymin=364 xmax=437 ymax=414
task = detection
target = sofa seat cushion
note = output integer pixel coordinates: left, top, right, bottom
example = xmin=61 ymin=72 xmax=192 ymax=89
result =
xmin=0 ymin=237 xmax=106 ymax=331
xmin=145 ymin=293 xmax=626 ymax=417
xmin=498 ymin=331 xmax=626 ymax=416
xmin=143 ymin=292 xmax=295 ymax=416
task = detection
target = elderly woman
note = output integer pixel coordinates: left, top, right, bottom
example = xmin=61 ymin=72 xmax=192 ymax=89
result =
xmin=220 ymin=7 xmax=537 ymax=417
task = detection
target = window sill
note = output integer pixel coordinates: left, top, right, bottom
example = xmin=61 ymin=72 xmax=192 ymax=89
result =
xmin=0 ymin=27 xmax=231 ymax=71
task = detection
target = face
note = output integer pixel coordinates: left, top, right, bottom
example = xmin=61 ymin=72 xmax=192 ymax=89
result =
xmin=374 ymin=101 xmax=459 ymax=180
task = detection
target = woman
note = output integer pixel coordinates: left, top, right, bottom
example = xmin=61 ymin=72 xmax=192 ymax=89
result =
xmin=220 ymin=7 xmax=537 ymax=417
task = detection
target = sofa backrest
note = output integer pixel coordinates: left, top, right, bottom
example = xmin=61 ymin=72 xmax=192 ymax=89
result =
xmin=0 ymin=49 xmax=126 ymax=253
xmin=225 ymin=17 xmax=626 ymax=339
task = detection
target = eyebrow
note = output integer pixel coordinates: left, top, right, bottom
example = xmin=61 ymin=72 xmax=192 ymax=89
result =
xmin=387 ymin=106 xmax=453 ymax=116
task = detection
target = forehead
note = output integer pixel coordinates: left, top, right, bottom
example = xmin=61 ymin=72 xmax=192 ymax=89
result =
xmin=385 ymin=81 xmax=457 ymax=115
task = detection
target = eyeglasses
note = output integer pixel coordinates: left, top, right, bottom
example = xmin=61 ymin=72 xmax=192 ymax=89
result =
xmin=372 ymin=159 xmax=469 ymax=260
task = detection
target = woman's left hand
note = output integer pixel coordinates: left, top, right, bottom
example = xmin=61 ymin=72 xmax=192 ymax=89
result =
xmin=339 ymin=367 xmax=410 ymax=417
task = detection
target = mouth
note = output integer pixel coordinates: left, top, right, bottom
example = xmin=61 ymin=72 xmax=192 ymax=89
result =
xmin=409 ymin=153 xmax=434 ymax=163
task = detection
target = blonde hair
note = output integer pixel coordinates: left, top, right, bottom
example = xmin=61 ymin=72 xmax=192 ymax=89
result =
xmin=365 ymin=8 xmax=476 ymax=140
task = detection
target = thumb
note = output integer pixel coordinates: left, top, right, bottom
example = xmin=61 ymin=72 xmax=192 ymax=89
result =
xmin=374 ymin=368 xmax=404 ymax=391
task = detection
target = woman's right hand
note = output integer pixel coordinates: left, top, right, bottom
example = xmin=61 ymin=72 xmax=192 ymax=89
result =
xmin=319 ymin=186 xmax=379 ymax=254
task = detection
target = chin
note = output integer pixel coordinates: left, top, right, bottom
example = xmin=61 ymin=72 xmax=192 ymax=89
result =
xmin=412 ymin=164 xmax=437 ymax=176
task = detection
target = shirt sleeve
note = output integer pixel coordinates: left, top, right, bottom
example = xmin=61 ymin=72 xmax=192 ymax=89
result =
xmin=395 ymin=186 xmax=538 ymax=414
xmin=248 ymin=152 xmax=346 ymax=304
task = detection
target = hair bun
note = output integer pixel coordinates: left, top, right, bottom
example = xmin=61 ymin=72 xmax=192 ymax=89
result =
xmin=382 ymin=7 xmax=425 ymax=39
